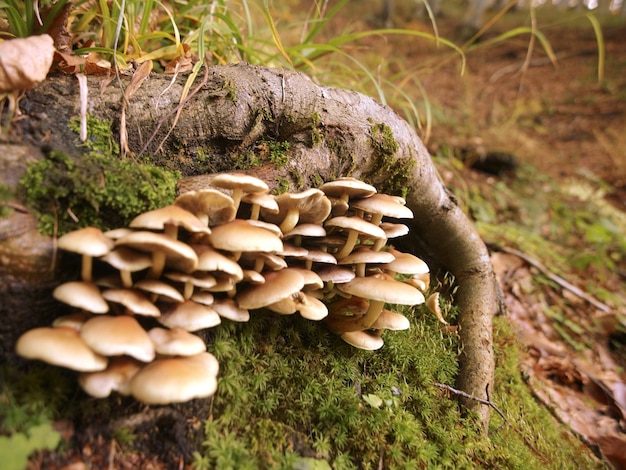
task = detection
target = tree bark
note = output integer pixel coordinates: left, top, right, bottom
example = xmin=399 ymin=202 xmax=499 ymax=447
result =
xmin=4 ymin=63 xmax=498 ymax=430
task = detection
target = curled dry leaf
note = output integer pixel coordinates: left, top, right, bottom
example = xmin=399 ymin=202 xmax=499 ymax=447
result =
xmin=0 ymin=34 xmax=55 ymax=93
xmin=426 ymin=292 xmax=448 ymax=325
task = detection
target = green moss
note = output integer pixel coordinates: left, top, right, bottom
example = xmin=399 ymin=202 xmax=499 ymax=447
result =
xmin=0 ymin=184 xmax=14 ymax=219
xmin=18 ymin=115 xmax=180 ymax=235
xmin=274 ymin=178 xmax=291 ymax=195
xmin=365 ymin=122 xmax=415 ymax=198
xmin=311 ymin=112 xmax=324 ymax=147
xmin=266 ymin=139 xmax=291 ymax=168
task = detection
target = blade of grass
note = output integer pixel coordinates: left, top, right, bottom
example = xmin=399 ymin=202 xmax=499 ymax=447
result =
xmin=584 ymin=13 xmax=605 ymax=82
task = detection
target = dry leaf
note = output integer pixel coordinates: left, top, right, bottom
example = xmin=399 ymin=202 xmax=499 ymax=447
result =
xmin=164 ymin=44 xmax=194 ymax=74
xmin=0 ymin=34 xmax=55 ymax=92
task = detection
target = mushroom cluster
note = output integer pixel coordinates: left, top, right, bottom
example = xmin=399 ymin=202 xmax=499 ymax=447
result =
xmin=15 ymin=174 xmax=432 ymax=403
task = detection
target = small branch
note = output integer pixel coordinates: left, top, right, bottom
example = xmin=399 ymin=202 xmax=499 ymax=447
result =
xmin=434 ymin=382 xmax=547 ymax=461
xmin=492 ymin=245 xmax=611 ymax=313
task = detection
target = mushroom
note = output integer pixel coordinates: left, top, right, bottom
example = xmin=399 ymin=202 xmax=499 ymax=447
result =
xmin=340 ymin=330 xmax=384 ymax=350
xmin=236 ymin=268 xmax=305 ymax=310
xmin=174 ymin=189 xmax=236 ymax=227
xmin=129 ymin=205 xmax=211 ymax=240
xmin=101 ymin=246 xmax=152 ymax=288
xmin=80 ymin=315 xmax=156 ymax=363
xmin=57 ymin=227 xmax=114 ymax=282
xmin=282 ymin=223 xmax=327 ymax=247
xmin=164 ymin=271 xmax=217 ymax=300
xmin=78 ymin=357 xmax=142 ymax=398
xmin=133 ymin=279 xmax=185 ymax=303
xmin=324 ymin=216 xmax=386 ymax=260
xmin=115 ymin=231 xmax=198 ymax=279
xmin=241 ymin=191 xmax=279 ymax=220
xmin=261 ymin=188 xmax=331 ymax=233
xmin=209 ymin=173 xmax=269 ymax=212
xmin=337 ymin=275 xmax=425 ymax=328
xmin=211 ymin=297 xmax=250 ymax=322
xmin=338 ymin=246 xmax=396 ymax=277
xmin=158 ymin=299 xmax=221 ymax=332
xmin=193 ymin=245 xmax=244 ymax=282
xmin=208 ymin=219 xmax=283 ymax=261
xmin=101 ymin=288 xmax=161 ymax=317
xmin=148 ymin=327 xmax=207 ymax=356
xmin=370 ymin=309 xmax=411 ymax=331
xmin=53 ymin=281 xmax=109 ymax=314
xmin=320 ymin=177 xmax=377 ymax=216
xmin=15 ymin=326 xmax=108 ymax=371
xmin=349 ymin=193 xmax=414 ymax=226
xmin=129 ymin=352 xmax=219 ymax=404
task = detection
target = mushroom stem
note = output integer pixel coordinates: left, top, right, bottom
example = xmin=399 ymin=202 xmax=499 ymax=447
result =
xmin=231 ymin=189 xmax=244 ymax=212
xmin=249 ymin=204 xmax=261 ymax=221
xmin=362 ymin=299 xmax=385 ymax=328
xmin=120 ymin=270 xmax=133 ymax=288
xmin=334 ymin=229 xmax=359 ymax=260
xmin=81 ymin=255 xmax=94 ymax=282
xmin=279 ymin=208 xmax=300 ymax=233
xmin=147 ymin=252 xmax=166 ymax=279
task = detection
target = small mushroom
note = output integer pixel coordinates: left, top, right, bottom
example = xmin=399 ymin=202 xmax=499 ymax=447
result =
xmin=129 ymin=205 xmax=210 ymax=240
xmin=158 ymin=300 xmax=221 ymax=332
xmin=340 ymin=330 xmax=384 ymax=350
xmin=102 ymin=288 xmax=161 ymax=317
xmin=16 ymin=326 xmax=108 ymax=371
xmin=261 ymin=188 xmax=331 ymax=233
xmin=53 ymin=281 xmax=109 ymax=314
xmin=78 ymin=357 xmax=142 ymax=398
xmin=57 ymin=227 xmax=114 ymax=282
xmin=208 ymin=219 xmax=283 ymax=261
xmin=324 ymin=216 xmax=386 ymax=260
xmin=101 ymin=246 xmax=152 ymax=288
xmin=148 ymin=327 xmax=207 ymax=356
xmin=209 ymin=173 xmax=269 ymax=212
xmin=236 ymin=268 xmax=305 ymax=310
xmin=349 ymin=193 xmax=413 ymax=226
xmin=174 ymin=189 xmax=236 ymax=227
xmin=80 ymin=315 xmax=156 ymax=363
xmin=320 ymin=177 xmax=377 ymax=216
xmin=129 ymin=352 xmax=219 ymax=404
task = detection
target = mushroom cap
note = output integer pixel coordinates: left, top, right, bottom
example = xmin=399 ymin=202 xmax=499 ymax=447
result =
xmin=211 ymin=298 xmax=250 ymax=322
xmin=283 ymin=223 xmax=327 ymax=239
xmin=350 ymin=194 xmax=414 ymax=220
xmin=174 ymin=189 xmax=236 ymax=226
xmin=383 ymin=249 xmax=430 ymax=275
xmin=340 ymin=330 xmax=384 ymax=350
xmin=314 ymin=265 xmax=356 ymax=284
xmin=379 ymin=222 xmax=409 ymax=239
xmin=148 ymin=327 xmax=207 ymax=356
xmin=164 ymin=271 xmax=217 ymax=289
xmin=101 ymin=246 xmax=153 ymax=272
xmin=193 ymin=245 xmax=244 ymax=281
xmin=370 ymin=309 xmax=411 ymax=330
xmin=262 ymin=188 xmax=331 ymax=226
xmin=338 ymin=247 xmax=396 ymax=266
xmin=102 ymin=288 xmax=161 ymax=317
xmin=57 ymin=226 xmax=114 ymax=257
xmin=79 ymin=357 xmax=142 ymax=398
xmin=210 ymin=173 xmax=269 ymax=193
xmin=236 ymin=268 xmax=305 ymax=309
xmin=129 ymin=352 xmax=219 ymax=404
xmin=338 ymin=275 xmax=425 ymax=305
xmin=16 ymin=327 xmax=108 ymax=371
xmin=158 ymin=300 xmax=221 ymax=331
xmin=320 ymin=177 xmax=377 ymax=200
xmin=115 ymin=231 xmax=198 ymax=273
xmin=80 ymin=316 xmax=155 ymax=363
xmin=242 ymin=191 xmax=279 ymax=213
xmin=129 ymin=205 xmax=211 ymax=235
xmin=324 ymin=216 xmax=386 ymax=239
xmin=208 ymin=219 xmax=283 ymax=253
xmin=297 ymin=293 xmax=328 ymax=321
xmin=53 ymin=281 xmax=109 ymax=314
xmin=134 ymin=279 xmax=185 ymax=303
xmin=52 ymin=311 xmax=91 ymax=331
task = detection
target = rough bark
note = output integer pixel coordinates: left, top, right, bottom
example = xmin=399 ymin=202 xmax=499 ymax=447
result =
xmin=2 ymin=63 xmax=498 ymax=430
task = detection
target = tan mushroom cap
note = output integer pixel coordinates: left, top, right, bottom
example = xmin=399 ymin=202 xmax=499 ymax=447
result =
xmin=370 ymin=309 xmax=411 ymax=330
xmin=320 ymin=177 xmax=377 ymax=201
xmin=115 ymin=231 xmax=198 ymax=278
xmin=338 ymin=247 xmax=396 ymax=277
xmin=164 ymin=271 xmax=217 ymax=299
xmin=53 ymin=281 xmax=109 ymax=314
xmin=242 ymin=191 xmax=279 ymax=220
xmin=296 ymin=293 xmax=328 ymax=321
xmin=349 ymin=193 xmax=414 ymax=225
xmin=148 ymin=327 xmax=207 ymax=356
xmin=208 ymin=219 xmax=283 ymax=256
xmin=80 ymin=316 xmax=156 ymax=363
xmin=57 ymin=227 xmax=114 ymax=282
xmin=324 ymin=216 xmax=387 ymax=260
xmin=383 ymin=249 xmax=430 ymax=275
xmin=130 ymin=205 xmax=211 ymax=239
xmin=79 ymin=357 xmax=142 ymax=398
xmin=16 ymin=326 xmax=108 ymax=371
xmin=158 ymin=300 xmax=221 ymax=332
xmin=101 ymin=247 xmax=152 ymax=287
xmin=193 ymin=245 xmax=244 ymax=281
xmin=102 ymin=288 xmax=161 ymax=317
xmin=210 ymin=173 xmax=269 ymax=210
xmin=134 ymin=279 xmax=185 ymax=303
xmin=211 ymin=297 xmax=250 ymax=322
xmin=236 ymin=268 xmax=305 ymax=310
xmin=52 ymin=311 xmax=91 ymax=331
xmin=174 ymin=189 xmax=236 ymax=227
xmin=340 ymin=330 xmax=384 ymax=350
xmin=262 ymin=188 xmax=332 ymax=233
xmin=129 ymin=352 xmax=219 ymax=404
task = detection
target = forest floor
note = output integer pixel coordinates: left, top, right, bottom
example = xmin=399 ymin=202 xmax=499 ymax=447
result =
xmin=329 ymin=2 xmax=626 ymax=466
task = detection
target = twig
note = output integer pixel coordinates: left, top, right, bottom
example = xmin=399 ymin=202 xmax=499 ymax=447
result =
xmin=494 ymin=245 xmax=611 ymax=313
xmin=434 ymin=383 xmax=547 ymax=461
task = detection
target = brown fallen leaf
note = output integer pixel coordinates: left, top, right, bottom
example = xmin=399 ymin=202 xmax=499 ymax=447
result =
xmin=0 ymin=34 xmax=55 ymax=92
